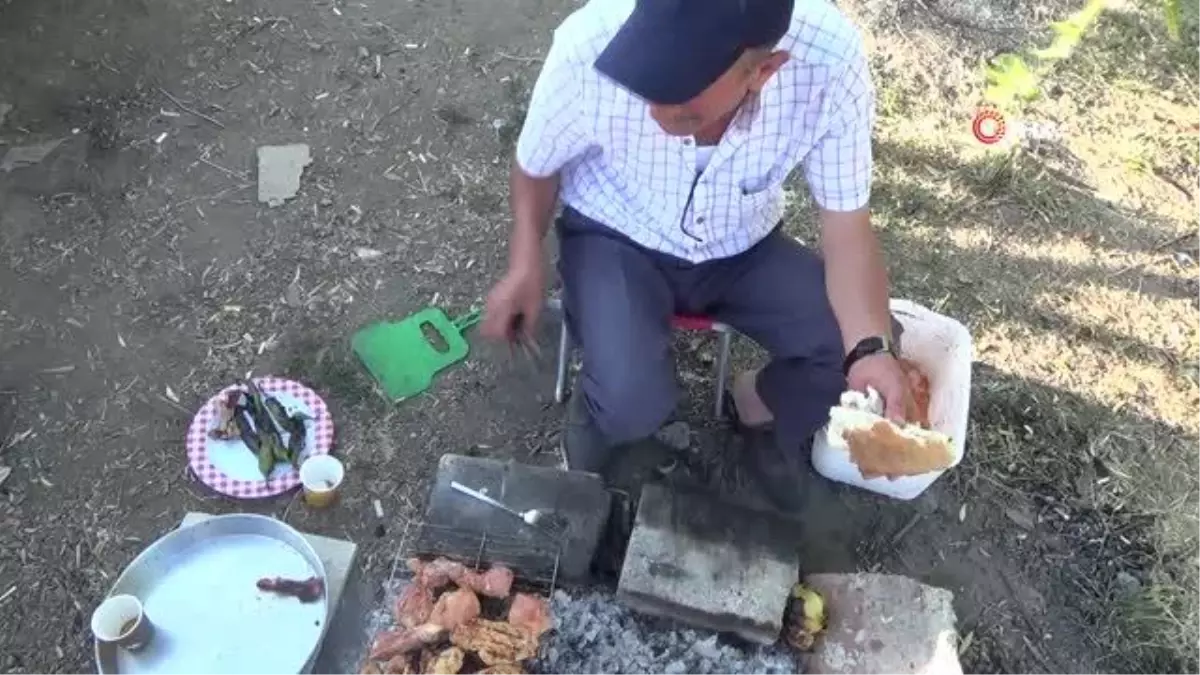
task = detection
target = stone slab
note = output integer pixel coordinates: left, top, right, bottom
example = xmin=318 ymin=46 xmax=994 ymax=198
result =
xmin=616 ymin=483 xmax=799 ymax=645
xmin=804 ymin=573 xmax=961 ymax=675
xmin=419 ymin=454 xmax=611 ymax=582
xmin=179 ymin=512 xmax=361 ymax=674
xmin=256 ymin=143 xmax=311 ymax=206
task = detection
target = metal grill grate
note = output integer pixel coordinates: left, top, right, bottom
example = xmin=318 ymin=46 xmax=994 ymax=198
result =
xmin=388 ymin=518 xmax=564 ymax=595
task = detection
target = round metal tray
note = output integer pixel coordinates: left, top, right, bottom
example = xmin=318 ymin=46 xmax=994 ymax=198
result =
xmin=95 ymin=513 xmax=329 ymax=674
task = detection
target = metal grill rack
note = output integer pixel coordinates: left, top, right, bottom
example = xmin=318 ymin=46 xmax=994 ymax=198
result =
xmin=388 ymin=518 xmax=564 ymax=595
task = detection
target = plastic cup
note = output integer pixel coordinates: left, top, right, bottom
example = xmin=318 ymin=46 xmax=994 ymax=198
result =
xmin=300 ymin=455 xmax=344 ymax=508
xmin=91 ymin=594 xmax=153 ymax=651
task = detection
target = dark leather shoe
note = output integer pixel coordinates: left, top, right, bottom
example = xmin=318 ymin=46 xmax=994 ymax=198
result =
xmin=726 ymin=389 xmax=807 ymax=513
xmin=742 ymin=429 xmax=808 ymax=513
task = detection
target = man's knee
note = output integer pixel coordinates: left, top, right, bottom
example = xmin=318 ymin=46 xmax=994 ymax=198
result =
xmin=580 ymin=359 xmax=675 ymax=444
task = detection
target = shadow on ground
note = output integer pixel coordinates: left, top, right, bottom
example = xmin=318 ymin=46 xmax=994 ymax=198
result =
xmin=751 ymin=128 xmax=1196 ymax=672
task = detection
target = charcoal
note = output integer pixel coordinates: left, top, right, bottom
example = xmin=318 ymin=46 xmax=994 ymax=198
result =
xmin=534 ymin=589 xmax=798 ymax=674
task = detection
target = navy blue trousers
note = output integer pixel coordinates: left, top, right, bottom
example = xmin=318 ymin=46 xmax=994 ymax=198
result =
xmin=557 ymin=207 xmax=848 ymax=461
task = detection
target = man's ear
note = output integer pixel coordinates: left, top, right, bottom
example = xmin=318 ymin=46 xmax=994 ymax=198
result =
xmin=749 ymin=50 xmax=790 ymax=92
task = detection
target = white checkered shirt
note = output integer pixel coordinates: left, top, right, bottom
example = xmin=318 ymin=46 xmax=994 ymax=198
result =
xmin=515 ymin=0 xmax=875 ymax=263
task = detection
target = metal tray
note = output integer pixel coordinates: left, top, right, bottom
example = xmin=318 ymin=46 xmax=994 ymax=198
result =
xmin=95 ymin=514 xmax=329 ymax=674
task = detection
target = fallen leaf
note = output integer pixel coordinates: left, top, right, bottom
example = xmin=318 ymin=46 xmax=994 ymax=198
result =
xmin=0 ymin=465 xmax=11 ymax=487
xmin=958 ymin=504 xmax=967 ymax=522
xmin=1004 ymin=507 xmax=1036 ymax=530
xmin=165 ymin=386 xmax=180 ymax=404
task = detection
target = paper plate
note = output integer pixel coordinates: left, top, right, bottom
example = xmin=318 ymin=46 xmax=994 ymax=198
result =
xmin=186 ymin=377 xmax=334 ymax=499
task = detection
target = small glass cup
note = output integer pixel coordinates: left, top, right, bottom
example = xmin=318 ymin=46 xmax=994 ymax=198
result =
xmin=300 ymin=455 xmax=344 ymax=508
xmin=91 ymin=594 xmax=153 ymax=651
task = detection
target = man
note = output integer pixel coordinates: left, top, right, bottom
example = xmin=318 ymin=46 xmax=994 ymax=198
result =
xmin=481 ymin=0 xmax=914 ymax=511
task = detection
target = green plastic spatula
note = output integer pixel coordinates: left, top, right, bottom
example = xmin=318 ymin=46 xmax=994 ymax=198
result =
xmin=351 ymin=307 xmax=482 ymax=402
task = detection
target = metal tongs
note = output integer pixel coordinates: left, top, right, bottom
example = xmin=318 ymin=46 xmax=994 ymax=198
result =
xmin=508 ymin=313 xmax=544 ymax=369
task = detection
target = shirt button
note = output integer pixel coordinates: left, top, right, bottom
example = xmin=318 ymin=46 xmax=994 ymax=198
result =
xmin=696 ymin=216 xmax=706 ymax=224
xmin=682 ymin=138 xmax=693 ymax=146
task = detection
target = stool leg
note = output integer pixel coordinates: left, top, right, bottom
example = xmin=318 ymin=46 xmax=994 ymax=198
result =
xmin=714 ymin=330 xmax=733 ymax=419
xmin=554 ymin=318 xmax=570 ymax=404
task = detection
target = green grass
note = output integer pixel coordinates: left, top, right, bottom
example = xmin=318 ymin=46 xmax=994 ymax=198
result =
xmin=832 ymin=0 xmax=1200 ymax=668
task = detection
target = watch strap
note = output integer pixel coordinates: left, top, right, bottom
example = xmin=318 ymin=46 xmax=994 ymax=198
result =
xmin=843 ymin=336 xmax=895 ymax=375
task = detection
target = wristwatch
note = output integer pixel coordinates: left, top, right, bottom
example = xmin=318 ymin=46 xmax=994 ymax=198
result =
xmin=843 ymin=336 xmax=897 ymax=375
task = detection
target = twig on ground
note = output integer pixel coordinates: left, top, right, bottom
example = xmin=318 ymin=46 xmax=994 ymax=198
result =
xmin=280 ymin=490 xmax=302 ymax=524
xmin=1152 ymin=166 xmax=1195 ymax=202
xmin=1152 ymin=232 xmax=1195 ymax=252
xmin=1021 ymin=634 xmax=1055 ymax=672
xmin=494 ymin=51 xmax=543 ymax=64
xmin=1001 ymin=571 xmax=1062 ymax=672
xmin=158 ymin=87 xmax=227 ymax=129
xmin=198 ymin=156 xmax=249 ymax=181
xmin=891 ymin=512 xmax=923 ymax=544
xmin=163 ymin=184 xmax=253 ymax=212
xmin=371 ymin=104 xmax=404 ymax=133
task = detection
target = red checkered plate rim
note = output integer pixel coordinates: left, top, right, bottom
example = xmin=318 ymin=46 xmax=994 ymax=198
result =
xmin=186 ymin=376 xmax=334 ymax=499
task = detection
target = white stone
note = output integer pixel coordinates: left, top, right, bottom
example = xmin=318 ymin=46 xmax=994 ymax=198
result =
xmin=805 ymin=573 xmax=962 ymax=675
xmin=257 ymin=144 xmax=312 ymax=207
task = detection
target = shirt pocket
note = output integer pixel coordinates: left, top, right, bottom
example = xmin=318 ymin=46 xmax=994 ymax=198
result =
xmin=738 ymin=173 xmax=776 ymax=196
xmin=736 ymin=180 xmax=778 ymax=224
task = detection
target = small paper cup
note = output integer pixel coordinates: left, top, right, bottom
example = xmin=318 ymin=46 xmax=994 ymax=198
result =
xmin=300 ymin=455 xmax=344 ymax=508
xmin=91 ymin=594 xmax=153 ymax=651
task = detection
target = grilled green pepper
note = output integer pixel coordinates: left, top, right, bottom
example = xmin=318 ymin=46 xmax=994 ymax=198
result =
xmin=257 ymin=436 xmax=276 ymax=477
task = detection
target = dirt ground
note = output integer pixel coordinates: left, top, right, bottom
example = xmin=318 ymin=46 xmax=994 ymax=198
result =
xmin=0 ymin=0 xmax=1195 ymax=672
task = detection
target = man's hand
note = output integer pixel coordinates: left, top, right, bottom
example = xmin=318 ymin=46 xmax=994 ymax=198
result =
xmin=818 ymin=207 xmax=912 ymax=422
xmin=846 ymin=352 xmax=913 ymax=424
xmin=481 ymin=263 xmax=545 ymax=343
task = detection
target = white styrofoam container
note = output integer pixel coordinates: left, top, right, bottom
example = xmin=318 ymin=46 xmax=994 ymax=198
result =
xmin=811 ymin=299 xmax=974 ymax=500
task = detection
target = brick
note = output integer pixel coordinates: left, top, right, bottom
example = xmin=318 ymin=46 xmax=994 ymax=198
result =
xmin=419 ymin=454 xmax=611 ymax=582
xmin=616 ymin=483 xmax=800 ymax=645
xmin=805 ymin=573 xmax=961 ymax=675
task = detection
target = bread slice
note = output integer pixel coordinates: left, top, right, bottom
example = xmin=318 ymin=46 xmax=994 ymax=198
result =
xmin=827 ymin=389 xmax=954 ymax=481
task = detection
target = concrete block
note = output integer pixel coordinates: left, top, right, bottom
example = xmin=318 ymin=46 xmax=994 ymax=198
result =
xmin=616 ymin=483 xmax=800 ymax=645
xmin=805 ymin=573 xmax=961 ymax=675
xmin=419 ymin=454 xmax=611 ymax=582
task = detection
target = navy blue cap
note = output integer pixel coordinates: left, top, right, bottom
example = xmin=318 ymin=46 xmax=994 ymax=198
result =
xmin=595 ymin=0 xmax=795 ymax=105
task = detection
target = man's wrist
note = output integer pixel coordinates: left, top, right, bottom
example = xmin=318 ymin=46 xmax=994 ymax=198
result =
xmin=843 ymin=335 xmax=897 ymax=375
xmin=506 ymin=223 xmax=544 ymax=272
xmin=507 ymin=244 xmax=541 ymax=275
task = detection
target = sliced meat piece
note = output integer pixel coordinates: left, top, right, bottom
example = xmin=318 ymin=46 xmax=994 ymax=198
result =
xmin=369 ymin=624 xmax=447 ymax=661
xmin=899 ymin=358 xmax=933 ymax=429
xmin=455 ymin=564 xmax=514 ymax=598
xmin=478 ymin=664 xmax=525 ymax=675
xmin=383 ymin=653 xmax=416 ymax=675
xmin=256 ymin=575 xmax=325 ymax=602
xmin=450 ymin=619 xmax=537 ymax=665
xmin=394 ymin=583 xmax=435 ymax=628
xmin=417 ymin=649 xmax=437 ymax=675
xmin=427 ymin=646 xmax=465 ymax=675
xmin=408 ymin=557 xmax=467 ymax=590
xmin=506 ymin=593 xmax=552 ymax=639
xmin=428 ymin=587 xmax=481 ymax=631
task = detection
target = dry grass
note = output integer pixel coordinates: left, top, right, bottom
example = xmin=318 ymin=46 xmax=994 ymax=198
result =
xmin=813 ymin=0 xmax=1199 ymax=668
